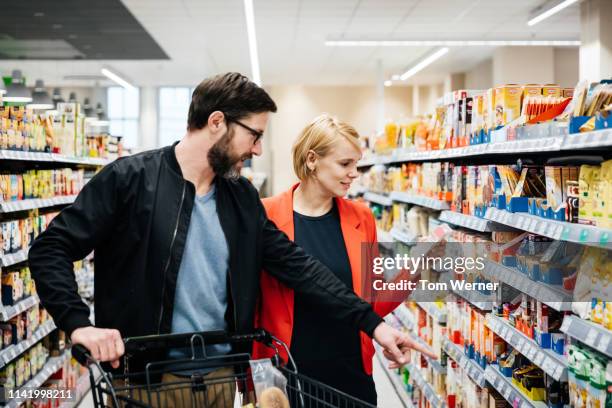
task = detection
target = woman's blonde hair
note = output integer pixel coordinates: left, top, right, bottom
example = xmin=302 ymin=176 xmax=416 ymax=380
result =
xmin=292 ymin=113 xmax=361 ymax=180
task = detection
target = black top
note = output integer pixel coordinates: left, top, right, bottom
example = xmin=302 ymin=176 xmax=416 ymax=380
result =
xmin=291 ymin=202 xmax=362 ymax=362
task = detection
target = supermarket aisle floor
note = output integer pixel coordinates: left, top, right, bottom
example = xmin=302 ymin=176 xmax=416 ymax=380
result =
xmin=374 ymin=354 xmax=404 ymax=408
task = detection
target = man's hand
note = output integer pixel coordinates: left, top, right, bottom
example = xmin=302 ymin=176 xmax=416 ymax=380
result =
xmin=373 ymin=322 xmax=437 ymax=369
xmin=71 ymin=326 xmax=125 ymax=369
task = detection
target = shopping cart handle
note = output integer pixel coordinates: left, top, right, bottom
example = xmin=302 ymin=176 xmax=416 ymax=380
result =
xmin=72 ymin=343 xmax=92 ymax=366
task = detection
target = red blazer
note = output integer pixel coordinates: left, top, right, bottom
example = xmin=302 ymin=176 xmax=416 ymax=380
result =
xmin=253 ymin=184 xmax=400 ymax=375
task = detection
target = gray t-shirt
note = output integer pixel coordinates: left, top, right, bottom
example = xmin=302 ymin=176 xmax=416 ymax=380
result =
xmin=170 ymin=185 xmax=231 ymax=363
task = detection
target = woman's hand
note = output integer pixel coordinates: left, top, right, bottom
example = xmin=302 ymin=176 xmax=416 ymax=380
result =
xmin=373 ymin=322 xmax=437 ymax=369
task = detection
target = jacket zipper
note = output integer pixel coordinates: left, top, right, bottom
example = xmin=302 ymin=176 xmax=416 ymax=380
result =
xmin=157 ymin=182 xmax=186 ymax=333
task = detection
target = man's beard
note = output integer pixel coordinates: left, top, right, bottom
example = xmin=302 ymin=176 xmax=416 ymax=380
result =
xmin=208 ymin=127 xmax=252 ymax=179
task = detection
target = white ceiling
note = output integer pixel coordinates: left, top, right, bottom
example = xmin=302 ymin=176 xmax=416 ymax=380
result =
xmin=0 ymin=0 xmax=581 ymax=87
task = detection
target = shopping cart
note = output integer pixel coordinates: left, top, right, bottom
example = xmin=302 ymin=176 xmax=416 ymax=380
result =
xmin=72 ymin=329 xmax=377 ymax=408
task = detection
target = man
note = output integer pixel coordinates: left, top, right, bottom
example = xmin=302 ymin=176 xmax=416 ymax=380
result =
xmin=29 ymin=73 xmax=431 ymax=402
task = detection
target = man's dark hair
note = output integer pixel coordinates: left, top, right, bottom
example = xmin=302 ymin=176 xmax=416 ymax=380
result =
xmin=187 ymin=72 xmax=277 ymax=131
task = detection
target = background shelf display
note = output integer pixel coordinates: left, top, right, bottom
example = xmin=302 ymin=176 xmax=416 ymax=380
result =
xmin=439 ymin=211 xmax=498 ymax=232
xmin=483 ymin=260 xmax=573 ymax=311
xmin=560 ymin=315 xmax=612 ymax=358
xmin=0 ymin=320 xmax=56 ymax=368
xmin=416 ymin=302 xmax=447 ymax=323
xmin=407 ymin=363 xmax=446 ymax=408
xmin=449 ymin=288 xmax=494 ymax=311
xmin=0 ymin=295 xmax=39 ymax=322
xmin=5 ymin=352 xmax=70 ymax=408
xmin=0 ymin=195 xmax=78 ymax=213
xmin=0 ymin=150 xmax=110 ymax=166
xmin=486 ymin=314 xmax=567 ymax=381
xmin=485 ymin=207 xmax=612 ymax=250
xmin=364 ymin=192 xmax=393 ymax=206
xmin=389 ymin=191 xmax=450 ymax=210
xmin=0 ymin=247 xmax=30 ymax=268
xmin=390 ymin=227 xmax=418 ymax=245
xmin=561 ymin=128 xmax=612 ymax=150
xmin=357 ymin=129 xmax=611 ymax=169
xmin=375 ymin=346 xmax=415 ymax=408
xmin=484 ymin=365 xmax=548 ymax=408
xmin=442 ymin=338 xmax=486 ymax=387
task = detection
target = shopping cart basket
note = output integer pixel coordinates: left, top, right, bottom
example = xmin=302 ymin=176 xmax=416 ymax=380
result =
xmin=72 ymin=329 xmax=377 ymax=408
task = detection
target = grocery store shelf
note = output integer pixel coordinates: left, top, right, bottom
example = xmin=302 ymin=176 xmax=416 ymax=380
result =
xmin=59 ymin=366 xmax=101 ymax=408
xmin=449 ymin=288 xmax=494 ymax=311
xmin=389 ymin=191 xmax=450 ymax=211
xmin=393 ymin=303 xmax=417 ymax=332
xmin=375 ymin=346 xmax=415 ymax=408
xmin=486 ymin=314 xmax=567 ymax=381
xmin=485 ymin=207 xmax=612 ymax=250
xmin=0 ymin=195 xmax=77 ymax=213
xmin=0 ymin=295 xmax=39 ymax=322
xmin=560 ymin=315 xmax=612 ymax=358
xmin=348 ymin=185 xmax=367 ymax=197
xmin=5 ymin=352 xmax=70 ymax=408
xmin=483 ymin=260 xmax=572 ymax=312
xmin=442 ymin=338 xmax=486 ymax=387
xmin=0 ymin=247 xmax=29 ymax=267
xmin=0 ymin=320 xmax=56 ymax=368
xmin=364 ymin=192 xmax=393 ymax=206
xmin=390 ymin=227 xmax=418 ymax=245
xmin=439 ymin=210 xmax=512 ymax=232
xmin=417 ymin=302 xmax=447 ymax=323
xmin=562 ymin=129 xmax=612 ymax=150
xmin=0 ymin=149 xmax=110 ymax=166
xmin=484 ymin=365 xmax=548 ymax=408
xmin=407 ymin=364 xmax=446 ymax=408
xmin=357 ymin=137 xmax=566 ymax=167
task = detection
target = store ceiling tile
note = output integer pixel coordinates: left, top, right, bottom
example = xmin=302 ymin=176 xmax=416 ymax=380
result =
xmin=0 ymin=0 xmax=168 ymax=60
xmin=0 ymin=0 xmax=581 ymax=86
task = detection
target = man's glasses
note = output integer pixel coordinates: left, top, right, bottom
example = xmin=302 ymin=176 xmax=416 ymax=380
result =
xmin=227 ymin=118 xmax=264 ymax=145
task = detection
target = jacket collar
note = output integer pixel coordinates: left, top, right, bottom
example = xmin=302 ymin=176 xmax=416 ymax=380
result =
xmin=275 ymin=183 xmax=361 ymax=230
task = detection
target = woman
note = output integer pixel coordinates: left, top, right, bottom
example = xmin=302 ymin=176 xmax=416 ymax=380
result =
xmin=253 ymin=114 xmax=400 ymax=405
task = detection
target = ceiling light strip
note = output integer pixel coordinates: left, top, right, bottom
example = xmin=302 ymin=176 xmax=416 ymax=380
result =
xmin=101 ymin=68 xmax=136 ymax=91
xmin=324 ymin=40 xmax=580 ymax=47
xmin=400 ymin=47 xmax=449 ymax=81
xmin=244 ymin=0 xmax=261 ymax=85
xmin=528 ymin=0 xmax=580 ymax=26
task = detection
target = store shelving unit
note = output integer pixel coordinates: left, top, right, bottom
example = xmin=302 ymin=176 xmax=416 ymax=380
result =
xmin=356 ymin=128 xmax=612 ymax=168
xmin=483 ymin=260 xmax=573 ymax=311
xmin=416 ymin=302 xmax=446 ymax=323
xmin=0 ymin=150 xmax=110 ymax=166
xmin=364 ymin=192 xmax=393 ymax=206
xmin=5 ymin=351 xmax=70 ymax=408
xmin=389 ymin=191 xmax=450 ymax=211
xmin=485 ymin=207 xmax=612 ymax=250
xmin=560 ymin=315 xmax=612 ymax=358
xmin=0 ymin=247 xmax=30 ymax=268
xmin=442 ymin=338 xmax=486 ymax=387
xmin=486 ymin=314 xmax=567 ymax=381
xmin=439 ymin=210 xmax=509 ymax=232
xmin=0 ymin=320 xmax=56 ymax=367
xmin=561 ymin=128 xmax=612 ymax=150
xmin=0 ymin=195 xmax=78 ymax=214
xmin=484 ymin=365 xmax=548 ymax=408
xmin=0 ymin=295 xmax=39 ymax=322
xmin=375 ymin=346 xmax=415 ymax=408
xmin=407 ymin=363 xmax=446 ymax=408
xmin=449 ymin=288 xmax=493 ymax=311
xmin=390 ymin=227 xmax=418 ymax=245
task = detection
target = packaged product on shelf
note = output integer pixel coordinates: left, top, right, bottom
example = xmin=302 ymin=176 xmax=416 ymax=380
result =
xmin=543 ymin=84 xmax=561 ymax=98
xmin=578 ymin=164 xmax=600 ymax=226
xmin=494 ymin=84 xmax=522 ymax=128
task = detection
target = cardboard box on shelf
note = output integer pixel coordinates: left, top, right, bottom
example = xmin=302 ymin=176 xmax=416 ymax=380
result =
xmin=542 ymin=84 xmax=561 ymax=98
xmin=494 ymin=85 xmax=522 ymax=127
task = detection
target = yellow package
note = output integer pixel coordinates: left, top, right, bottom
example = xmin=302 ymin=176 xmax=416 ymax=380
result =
xmin=485 ymin=88 xmax=496 ymax=130
xmin=599 ymin=160 xmax=612 ymax=229
xmin=494 ymin=85 xmax=522 ymax=127
xmin=542 ymin=84 xmax=561 ymax=98
xmin=578 ymin=165 xmax=600 ymax=226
